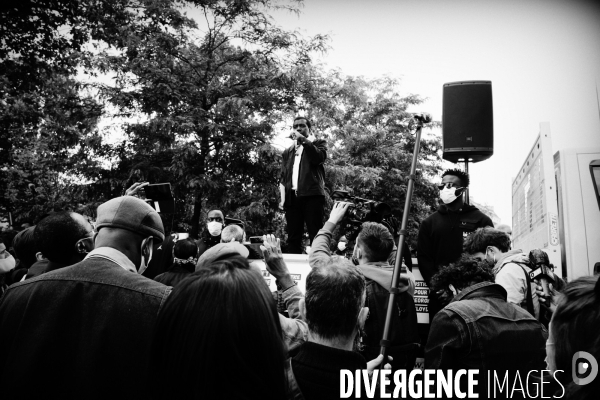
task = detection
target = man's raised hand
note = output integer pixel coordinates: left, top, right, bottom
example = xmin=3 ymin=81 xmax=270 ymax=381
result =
xmin=125 ymin=182 xmax=149 ymax=197
xmin=328 ymin=201 xmax=352 ymax=226
xmin=260 ymin=234 xmax=290 ymax=280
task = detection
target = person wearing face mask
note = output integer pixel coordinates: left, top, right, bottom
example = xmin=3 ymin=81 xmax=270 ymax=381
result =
xmin=0 ymin=196 xmax=171 ymax=399
xmin=279 ymin=116 xmax=327 ymax=254
xmin=417 ymin=168 xmax=494 ymax=324
xmin=0 ymin=238 xmax=16 ymax=275
xmin=24 ymin=211 xmax=95 ymax=279
xmin=463 ymin=226 xmax=541 ymax=319
xmin=197 ymin=209 xmax=225 ymax=257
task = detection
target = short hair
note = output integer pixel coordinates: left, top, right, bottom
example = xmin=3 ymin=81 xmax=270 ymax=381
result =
xmin=293 ymin=115 xmax=311 ymax=129
xmin=173 ymin=238 xmax=198 ymax=259
xmin=430 ymin=256 xmax=495 ymax=307
xmin=463 ymin=227 xmax=510 ymax=254
xmin=357 ymin=222 xmax=394 ymax=262
xmin=304 ymin=258 xmax=366 ymax=339
xmin=552 ymin=275 xmax=600 ymax=392
xmin=221 ymin=225 xmax=244 ymax=243
xmin=442 ymin=168 xmax=470 ymax=187
xmin=34 ymin=212 xmax=90 ymax=264
xmin=12 ymin=226 xmax=38 ymax=269
xmin=150 ymin=256 xmax=286 ymax=399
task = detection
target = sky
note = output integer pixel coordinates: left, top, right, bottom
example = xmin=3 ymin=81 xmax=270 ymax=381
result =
xmin=259 ymin=0 xmax=600 ymax=225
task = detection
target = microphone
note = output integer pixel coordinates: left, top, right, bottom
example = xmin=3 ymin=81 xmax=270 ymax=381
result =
xmin=528 ymin=249 xmax=555 ymax=297
xmin=412 ymin=113 xmax=432 ymax=123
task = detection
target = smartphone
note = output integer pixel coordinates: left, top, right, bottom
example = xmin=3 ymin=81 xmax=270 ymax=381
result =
xmin=249 ymin=236 xmax=263 ymax=244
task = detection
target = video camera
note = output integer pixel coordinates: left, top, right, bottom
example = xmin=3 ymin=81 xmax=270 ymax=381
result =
xmin=331 ymin=190 xmax=393 ymax=242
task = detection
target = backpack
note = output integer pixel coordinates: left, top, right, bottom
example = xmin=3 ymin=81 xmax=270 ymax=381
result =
xmin=361 ymin=279 xmax=421 ymax=370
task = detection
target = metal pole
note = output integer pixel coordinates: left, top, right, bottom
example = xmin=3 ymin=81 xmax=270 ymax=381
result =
xmin=379 ymin=116 xmax=427 ymax=362
xmin=464 ymin=160 xmax=470 ymax=205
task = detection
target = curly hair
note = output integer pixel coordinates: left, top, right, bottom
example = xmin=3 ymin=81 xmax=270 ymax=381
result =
xmin=430 ymin=255 xmax=495 ymax=307
xmin=442 ymin=168 xmax=470 ymax=188
xmin=463 ymin=227 xmax=510 ymax=254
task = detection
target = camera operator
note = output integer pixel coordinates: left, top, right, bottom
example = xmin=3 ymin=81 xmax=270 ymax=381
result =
xmin=309 ymin=202 xmax=420 ymax=369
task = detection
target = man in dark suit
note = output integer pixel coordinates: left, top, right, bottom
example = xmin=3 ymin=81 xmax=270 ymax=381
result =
xmin=279 ymin=116 xmax=327 ymax=254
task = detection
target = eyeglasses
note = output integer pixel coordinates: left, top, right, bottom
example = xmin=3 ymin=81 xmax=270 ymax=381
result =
xmin=437 ymin=183 xmax=463 ymax=190
xmin=292 ymin=124 xmax=307 ymax=129
xmin=208 ymin=217 xmax=223 ymax=222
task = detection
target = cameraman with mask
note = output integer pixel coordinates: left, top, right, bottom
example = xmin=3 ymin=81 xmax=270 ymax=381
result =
xmin=417 ymin=168 xmax=493 ymax=323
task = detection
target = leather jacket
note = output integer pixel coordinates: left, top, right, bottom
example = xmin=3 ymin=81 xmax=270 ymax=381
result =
xmin=280 ymin=138 xmax=327 ymax=200
xmin=425 ymin=282 xmax=547 ymax=372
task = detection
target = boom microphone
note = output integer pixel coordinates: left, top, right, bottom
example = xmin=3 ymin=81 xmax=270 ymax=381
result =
xmin=412 ymin=113 xmax=432 ymax=123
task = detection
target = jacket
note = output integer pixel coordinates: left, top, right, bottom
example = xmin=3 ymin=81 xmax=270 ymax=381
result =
xmin=280 ymin=138 xmax=327 ymax=200
xmin=425 ymin=282 xmax=547 ymax=372
xmin=0 ymin=250 xmax=172 ymax=399
xmin=493 ymin=249 xmax=540 ymax=319
xmin=417 ymin=203 xmax=494 ymax=285
xmin=361 ymin=262 xmax=420 ymax=370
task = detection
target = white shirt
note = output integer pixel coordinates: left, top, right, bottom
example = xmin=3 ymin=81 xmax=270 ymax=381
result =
xmin=291 ymin=144 xmax=303 ymax=191
xmin=84 ymin=247 xmax=137 ymax=273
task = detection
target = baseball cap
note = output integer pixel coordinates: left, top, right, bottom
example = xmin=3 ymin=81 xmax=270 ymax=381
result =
xmin=195 ymin=242 xmax=249 ymax=271
xmin=95 ymin=196 xmax=165 ymax=242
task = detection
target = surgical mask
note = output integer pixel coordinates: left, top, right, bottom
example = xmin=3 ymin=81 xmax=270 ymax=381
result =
xmin=338 ymin=242 xmax=347 ymax=252
xmin=439 ymin=187 xmax=463 ymax=204
xmin=207 ymin=221 xmax=223 ymax=236
xmin=0 ymin=255 xmax=15 ymax=273
xmin=138 ymin=238 xmax=154 ymax=275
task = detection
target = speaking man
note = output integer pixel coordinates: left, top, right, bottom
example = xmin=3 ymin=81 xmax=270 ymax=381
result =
xmin=279 ymin=116 xmax=327 ymax=254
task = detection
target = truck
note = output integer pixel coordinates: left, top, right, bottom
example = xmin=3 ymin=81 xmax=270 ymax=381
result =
xmin=512 ymin=122 xmax=600 ymax=279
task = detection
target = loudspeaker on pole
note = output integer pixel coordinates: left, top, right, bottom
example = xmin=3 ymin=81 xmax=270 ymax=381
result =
xmin=442 ymin=81 xmax=494 ymax=163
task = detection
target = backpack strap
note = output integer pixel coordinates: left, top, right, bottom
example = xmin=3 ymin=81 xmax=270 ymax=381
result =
xmin=514 ymin=262 xmax=536 ymax=318
xmin=286 ymin=358 xmax=306 ymax=400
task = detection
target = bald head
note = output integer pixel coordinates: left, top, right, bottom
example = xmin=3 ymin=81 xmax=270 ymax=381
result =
xmin=221 ymin=225 xmax=245 ymax=243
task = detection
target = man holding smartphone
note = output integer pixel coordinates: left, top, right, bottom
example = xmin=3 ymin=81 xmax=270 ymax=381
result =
xmin=279 ymin=116 xmax=327 ymax=254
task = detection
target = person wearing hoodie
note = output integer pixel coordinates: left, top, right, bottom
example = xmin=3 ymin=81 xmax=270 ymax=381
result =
xmin=463 ymin=226 xmax=540 ymax=319
xmin=417 ymin=168 xmax=494 ymax=322
xmin=309 ymin=202 xmax=420 ymax=370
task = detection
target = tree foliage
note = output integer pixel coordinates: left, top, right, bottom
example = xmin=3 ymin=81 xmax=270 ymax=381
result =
xmin=296 ymin=70 xmax=443 ymax=251
xmin=1 ymin=0 xmax=444 ymax=247
xmin=94 ymin=0 xmax=328 ymax=237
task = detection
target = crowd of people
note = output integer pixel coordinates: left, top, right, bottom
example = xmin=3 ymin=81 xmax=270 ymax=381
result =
xmin=0 ymin=119 xmax=598 ymax=399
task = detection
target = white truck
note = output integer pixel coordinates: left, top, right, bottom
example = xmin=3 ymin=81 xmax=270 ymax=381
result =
xmin=512 ymin=122 xmax=600 ymax=279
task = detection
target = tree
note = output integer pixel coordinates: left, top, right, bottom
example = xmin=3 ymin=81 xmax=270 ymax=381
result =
xmin=296 ymin=71 xmax=443 ymax=252
xmin=0 ymin=0 xmax=199 ymax=224
xmin=96 ymin=0 xmax=328 ymax=237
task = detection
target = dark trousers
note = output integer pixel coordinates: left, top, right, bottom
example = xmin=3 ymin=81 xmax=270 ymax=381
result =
xmin=285 ymin=193 xmax=325 ymax=254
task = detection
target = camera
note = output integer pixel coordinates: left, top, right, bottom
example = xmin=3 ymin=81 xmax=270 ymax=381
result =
xmin=331 ymin=190 xmax=393 ymax=242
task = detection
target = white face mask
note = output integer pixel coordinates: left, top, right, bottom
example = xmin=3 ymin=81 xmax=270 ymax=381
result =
xmin=440 ymin=187 xmax=463 ymax=204
xmin=0 ymin=255 xmax=15 ymax=273
xmin=207 ymin=221 xmax=223 ymax=236
xmin=138 ymin=238 xmax=154 ymax=275
xmin=337 ymin=242 xmax=347 ymax=251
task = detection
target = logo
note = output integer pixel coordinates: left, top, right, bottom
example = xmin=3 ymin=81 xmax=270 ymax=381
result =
xmin=572 ymin=351 xmax=598 ymax=385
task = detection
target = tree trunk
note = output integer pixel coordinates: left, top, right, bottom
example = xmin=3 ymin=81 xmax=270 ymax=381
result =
xmin=190 ymin=192 xmax=203 ymax=239
xmin=189 ymin=124 xmax=210 ymax=239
